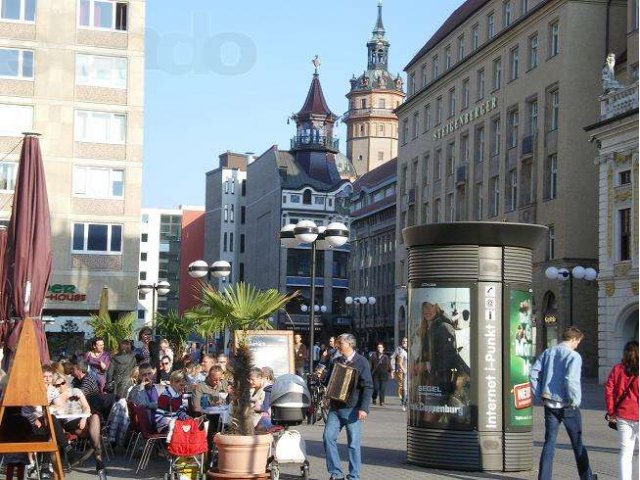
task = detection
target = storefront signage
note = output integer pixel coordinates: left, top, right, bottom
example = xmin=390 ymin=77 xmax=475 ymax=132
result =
xmin=433 ymin=97 xmax=498 ymax=141
xmin=483 ymin=285 xmax=498 ymax=430
xmin=46 ymin=284 xmax=87 ymax=302
xmin=408 ymin=287 xmax=472 ymax=429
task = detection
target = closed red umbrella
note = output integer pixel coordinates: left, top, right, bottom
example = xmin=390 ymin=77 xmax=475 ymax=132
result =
xmin=2 ymin=133 xmax=52 ymax=365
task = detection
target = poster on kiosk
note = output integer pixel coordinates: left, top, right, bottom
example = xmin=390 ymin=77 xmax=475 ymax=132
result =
xmin=408 ymin=286 xmax=473 ymax=429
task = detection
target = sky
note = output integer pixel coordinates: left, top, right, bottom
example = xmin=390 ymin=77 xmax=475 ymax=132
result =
xmin=143 ymin=1 xmax=462 ymax=208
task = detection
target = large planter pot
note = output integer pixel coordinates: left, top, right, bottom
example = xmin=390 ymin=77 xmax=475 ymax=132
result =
xmin=213 ymin=432 xmax=273 ymax=475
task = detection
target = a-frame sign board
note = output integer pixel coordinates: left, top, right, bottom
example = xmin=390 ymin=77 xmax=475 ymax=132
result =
xmin=0 ymin=318 xmax=63 ymax=480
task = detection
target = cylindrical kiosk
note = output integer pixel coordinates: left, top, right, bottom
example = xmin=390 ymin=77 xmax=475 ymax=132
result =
xmin=403 ymin=222 xmax=546 ymax=472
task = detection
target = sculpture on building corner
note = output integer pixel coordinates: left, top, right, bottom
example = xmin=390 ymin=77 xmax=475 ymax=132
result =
xmin=601 ymin=53 xmax=623 ymax=93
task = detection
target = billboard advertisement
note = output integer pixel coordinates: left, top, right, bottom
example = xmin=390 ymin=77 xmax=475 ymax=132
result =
xmin=506 ymin=289 xmax=534 ymax=428
xmin=408 ymin=286 xmax=472 ymax=429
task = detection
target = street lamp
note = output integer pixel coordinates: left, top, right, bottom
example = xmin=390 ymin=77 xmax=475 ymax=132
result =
xmin=545 ymin=265 xmax=598 ymax=326
xmin=137 ymin=280 xmax=171 ymax=337
xmin=345 ymin=295 xmax=376 ymax=350
xmin=280 ymin=220 xmax=349 ymax=375
xmin=300 ymin=304 xmax=328 ymax=313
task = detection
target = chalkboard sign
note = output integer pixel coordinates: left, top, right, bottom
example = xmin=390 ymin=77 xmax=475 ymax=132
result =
xmin=237 ymin=330 xmax=294 ymax=378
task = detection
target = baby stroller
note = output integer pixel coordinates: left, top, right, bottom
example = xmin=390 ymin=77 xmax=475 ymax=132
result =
xmin=267 ymin=374 xmax=311 ymax=480
xmin=164 ymin=417 xmax=209 ymax=480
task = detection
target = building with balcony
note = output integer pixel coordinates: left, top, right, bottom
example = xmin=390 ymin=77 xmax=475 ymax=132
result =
xmin=245 ymin=68 xmax=354 ymax=341
xmin=0 ymin=1 xmax=145 ymax=337
xmin=585 ymin=2 xmax=639 ymax=382
xmin=395 ymin=0 xmax=630 ymax=375
xmin=344 ymin=1 xmax=404 ymax=177
xmin=348 ymin=158 xmax=397 ymax=351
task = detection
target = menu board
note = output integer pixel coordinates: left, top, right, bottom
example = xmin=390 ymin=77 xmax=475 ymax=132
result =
xmin=237 ymin=330 xmax=294 ymax=378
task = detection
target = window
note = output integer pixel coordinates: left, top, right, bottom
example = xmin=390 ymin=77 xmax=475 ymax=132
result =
xmin=377 ymin=151 xmax=384 ymax=162
xmin=224 ymin=180 xmax=229 ymax=194
xmin=224 ymin=205 xmax=228 ymax=221
xmin=379 ymin=123 xmax=385 ymax=136
xmin=0 ymin=162 xmax=16 ymax=191
xmin=472 ymin=24 xmax=480 ymax=51
xmin=549 ymin=21 xmax=559 ymax=57
xmin=527 ymin=99 xmax=538 ymax=135
xmin=424 ymin=104 xmax=432 ymax=131
xmin=0 ymin=104 xmax=32 ymax=136
xmin=460 ymin=133 xmax=470 ymax=164
xmin=139 ymin=271 xmax=147 ymax=281
xmin=544 ymin=154 xmax=558 ymax=200
xmin=446 ymin=141 xmax=456 ymax=176
xmin=448 ymin=88 xmax=456 ymax=117
xmin=74 ymin=110 xmax=126 ymax=144
xmin=73 ymin=166 xmax=124 ymax=198
xmin=634 ymin=0 xmax=639 ymax=30
xmin=0 ymin=48 xmax=33 ymax=79
xmin=474 ymin=182 xmax=484 ymax=220
xmin=422 ymin=153 xmax=430 ymax=185
xmin=445 ymin=45 xmax=452 ymax=69
xmin=477 ymin=68 xmax=485 ymax=100
xmin=435 ymin=96 xmax=443 ymax=124
xmin=141 ymin=233 xmax=148 ymax=243
xmin=503 ymin=1 xmax=513 ymax=27
xmin=229 ymin=204 xmax=235 ymax=222
xmin=521 ymin=0 xmax=529 ymax=15
xmin=507 ymin=109 xmax=518 ymax=148
xmin=314 ymin=196 xmax=324 ymax=205
xmin=360 ymin=98 xmax=367 ymax=109
xmin=434 ymin=149 xmax=442 ymax=180
xmin=619 ymin=170 xmax=632 ymax=185
xmin=547 ymin=225 xmax=555 ymax=259
xmin=229 ymin=233 xmax=234 ymax=252
xmin=461 ymin=78 xmax=470 ymax=109
xmin=423 ymin=202 xmax=430 ymax=223
xmin=1 ymin=0 xmax=35 ymax=21
xmin=507 ymin=169 xmax=518 ymax=211
xmin=492 ymin=58 xmax=502 ymax=90
xmin=475 ymin=125 xmax=485 ymax=163
xmin=490 ymin=176 xmax=500 ymax=217
xmin=290 ymin=194 xmax=300 ymax=203
xmin=412 ymin=111 xmax=419 ymax=138
xmin=141 ymin=214 xmax=149 ymax=223
xmin=241 ymin=179 xmax=246 ymax=196
xmin=487 ymin=12 xmax=495 ymax=39
xmin=223 ymin=232 xmax=227 ymax=251
xmin=76 ymin=54 xmax=127 ymax=89
xmin=528 ymin=34 xmax=538 ymax=69
xmin=303 ymin=189 xmax=312 ymax=204
xmin=619 ymin=208 xmax=632 ymax=260
xmin=240 ymin=206 xmax=246 ymax=224
xmin=457 ymin=35 xmax=465 ymax=61
xmin=411 ymin=158 xmax=419 ymax=187
xmin=402 ymin=119 xmax=409 ymax=144
xmin=230 ymin=180 xmax=235 ymax=194
xmin=420 ymin=64 xmax=427 ymax=87
xmin=140 ymin=252 xmax=147 ymax=261
xmin=491 ymin=116 xmax=501 ymax=155
xmin=447 ymin=192 xmax=455 ymax=221
xmin=408 ymin=73 xmax=416 ymax=95
xmin=72 ymin=223 xmax=122 ymax=254
xmin=432 ymin=55 xmax=439 ymax=80
xmin=549 ymin=89 xmax=559 ymax=131
xmin=509 ymin=46 xmax=519 ymax=80
xmin=79 ymin=0 xmax=127 ymax=31
xmin=434 ymin=198 xmax=442 ymax=223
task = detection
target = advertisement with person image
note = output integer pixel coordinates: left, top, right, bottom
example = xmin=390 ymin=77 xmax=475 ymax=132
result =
xmin=408 ymin=287 xmax=472 ymax=428
xmin=507 ymin=290 xmax=534 ymax=428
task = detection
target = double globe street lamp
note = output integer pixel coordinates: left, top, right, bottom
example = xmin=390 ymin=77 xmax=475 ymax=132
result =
xmin=545 ymin=265 xmax=598 ymax=326
xmin=137 ymin=281 xmax=171 ymax=337
xmin=280 ymin=220 xmax=349 ymax=375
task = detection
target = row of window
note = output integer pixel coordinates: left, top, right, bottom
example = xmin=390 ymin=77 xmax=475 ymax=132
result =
xmin=222 ymin=232 xmax=245 ymax=253
xmin=408 ymin=1 xmax=559 ymax=95
xmin=0 ymin=49 xmax=129 ymax=89
xmin=223 ymin=204 xmax=246 ymax=223
xmin=283 ymin=190 xmax=334 ymax=207
xmin=351 ymin=184 xmax=395 ymax=212
xmin=351 ymin=122 xmax=396 ymax=139
xmin=223 ymin=178 xmax=247 ymax=196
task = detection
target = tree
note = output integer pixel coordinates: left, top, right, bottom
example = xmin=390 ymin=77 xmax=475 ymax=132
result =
xmin=86 ymin=312 xmax=136 ymax=353
xmin=186 ymin=282 xmax=297 ymax=436
xmin=155 ymin=309 xmax=206 ymax=361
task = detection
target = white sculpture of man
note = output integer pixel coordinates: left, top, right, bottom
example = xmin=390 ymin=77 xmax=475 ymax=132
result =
xmin=602 ymin=53 xmax=623 ymax=93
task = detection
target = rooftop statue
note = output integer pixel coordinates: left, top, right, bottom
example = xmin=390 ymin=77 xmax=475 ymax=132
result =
xmin=602 ymin=53 xmax=623 ymax=93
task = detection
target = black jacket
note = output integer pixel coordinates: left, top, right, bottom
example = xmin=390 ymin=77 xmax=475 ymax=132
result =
xmin=327 ymin=352 xmax=373 ymax=413
xmin=370 ymin=352 xmax=391 ymax=378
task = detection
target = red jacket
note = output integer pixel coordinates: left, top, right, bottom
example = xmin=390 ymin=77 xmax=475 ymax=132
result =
xmin=604 ymin=363 xmax=639 ymax=421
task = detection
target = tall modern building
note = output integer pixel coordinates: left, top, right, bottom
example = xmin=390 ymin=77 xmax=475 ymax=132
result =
xmin=395 ymin=0 xmax=629 ymax=375
xmin=348 ymin=158 xmax=397 ymax=351
xmin=0 ymin=1 xmax=145 ymax=335
xmin=245 ymin=67 xmax=354 ymax=340
xmin=344 ymin=1 xmax=404 ymax=177
xmin=585 ymin=0 xmax=639 ymax=382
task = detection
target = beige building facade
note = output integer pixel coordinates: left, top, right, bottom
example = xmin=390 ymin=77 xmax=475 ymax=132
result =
xmin=395 ymin=0 xmax=629 ymax=375
xmin=0 ymin=0 xmax=145 ymax=335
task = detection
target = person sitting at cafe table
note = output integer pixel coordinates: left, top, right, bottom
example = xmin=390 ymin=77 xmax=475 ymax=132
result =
xmin=193 ymin=354 xmax=216 ymax=384
xmin=128 ymin=363 xmax=158 ymax=405
xmin=157 ymin=355 xmax=173 ymax=383
xmin=155 ymin=370 xmax=190 ymax=433
xmin=51 ymin=372 xmax=108 ymax=480
xmin=192 ymin=365 xmax=229 ymax=414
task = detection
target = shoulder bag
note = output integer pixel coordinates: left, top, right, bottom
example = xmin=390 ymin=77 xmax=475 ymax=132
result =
xmin=606 ymin=374 xmax=637 ymax=430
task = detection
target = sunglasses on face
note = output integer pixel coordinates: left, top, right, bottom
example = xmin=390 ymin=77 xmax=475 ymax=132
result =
xmin=54 ymin=381 xmax=66 ymax=387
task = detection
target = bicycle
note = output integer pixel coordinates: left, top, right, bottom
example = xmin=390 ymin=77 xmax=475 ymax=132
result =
xmin=306 ymin=371 xmax=328 ymax=425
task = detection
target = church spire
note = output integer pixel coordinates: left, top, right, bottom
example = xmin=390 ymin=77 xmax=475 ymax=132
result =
xmin=372 ymin=0 xmax=385 ymax=39
xmin=367 ymin=1 xmax=389 ymax=71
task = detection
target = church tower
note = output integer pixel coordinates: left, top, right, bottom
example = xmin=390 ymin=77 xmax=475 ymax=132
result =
xmin=345 ymin=0 xmax=405 ymax=177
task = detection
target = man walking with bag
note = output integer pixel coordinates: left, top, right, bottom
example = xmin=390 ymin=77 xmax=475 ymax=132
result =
xmin=530 ymin=326 xmax=597 ymax=480
xmin=390 ymin=337 xmax=408 ymax=411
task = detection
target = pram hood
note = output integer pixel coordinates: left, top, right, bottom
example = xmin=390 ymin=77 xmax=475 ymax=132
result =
xmin=270 ymin=374 xmax=310 ymax=408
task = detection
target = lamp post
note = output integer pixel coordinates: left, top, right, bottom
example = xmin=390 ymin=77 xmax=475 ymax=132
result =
xmin=280 ymin=221 xmax=349 ymax=375
xmin=187 ymin=259 xmax=232 ymax=351
xmin=345 ymin=295 xmax=376 ymax=350
xmin=137 ymin=281 xmax=171 ymax=337
xmin=544 ymin=265 xmax=598 ymax=326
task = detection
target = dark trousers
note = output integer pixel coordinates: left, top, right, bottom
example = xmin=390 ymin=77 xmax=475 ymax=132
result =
xmin=372 ymin=375 xmax=387 ymax=404
xmin=539 ymin=406 xmax=593 ymax=480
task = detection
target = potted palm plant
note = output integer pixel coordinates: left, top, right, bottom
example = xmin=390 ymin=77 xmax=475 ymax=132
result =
xmin=186 ymin=281 xmax=297 ymax=476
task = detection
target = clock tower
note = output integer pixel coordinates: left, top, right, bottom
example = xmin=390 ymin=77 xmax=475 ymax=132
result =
xmin=345 ymin=1 xmax=404 ymax=176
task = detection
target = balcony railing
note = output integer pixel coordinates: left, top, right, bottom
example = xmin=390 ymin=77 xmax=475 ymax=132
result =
xmin=342 ymin=107 xmax=397 ymax=120
xmin=601 ymin=83 xmax=639 ymax=120
xmin=290 ymin=134 xmax=339 ymax=151
xmin=456 ymin=164 xmax=467 ymax=184
xmin=521 ymin=134 xmax=535 ymax=155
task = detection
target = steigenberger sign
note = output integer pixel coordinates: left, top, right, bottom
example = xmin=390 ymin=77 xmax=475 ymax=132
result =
xmin=433 ymin=97 xmax=498 ymax=141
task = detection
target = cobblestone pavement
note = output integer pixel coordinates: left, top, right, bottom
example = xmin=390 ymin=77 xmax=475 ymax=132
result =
xmin=68 ymin=379 xmax=637 ymax=480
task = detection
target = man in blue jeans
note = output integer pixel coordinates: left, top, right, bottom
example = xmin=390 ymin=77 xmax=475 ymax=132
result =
xmin=323 ymin=333 xmax=373 ymax=480
xmin=530 ymin=326 xmax=597 ymax=480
